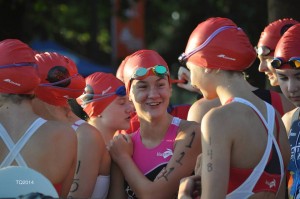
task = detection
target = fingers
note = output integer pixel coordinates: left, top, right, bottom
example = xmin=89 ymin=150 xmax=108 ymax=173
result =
xmin=154 ymin=167 xmax=167 ymax=181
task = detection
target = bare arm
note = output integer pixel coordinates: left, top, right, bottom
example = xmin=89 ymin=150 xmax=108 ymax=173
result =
xmin=200 ymin=110 xmax=231 ymax=199
xmin=68 ymin=124 xmax=105 ymax=198
xmin=108 ymin=122 xmax=201 ymax=199
xmin=107 ymin=162 xmax=127 ymax=199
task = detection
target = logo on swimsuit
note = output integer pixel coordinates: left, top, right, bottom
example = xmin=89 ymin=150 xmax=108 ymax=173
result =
xmin=157 ymin=148 xmax=173 ymax=159
xmin=265 ymin=179 xmax=276 ymax=188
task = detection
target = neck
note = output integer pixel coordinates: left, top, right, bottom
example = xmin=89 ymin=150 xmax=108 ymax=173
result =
xmin=139 ymin=112 xmax=173 ymax=141
xmin=216 ymin=74 xmax=253 ymax=105
xmin=89 ymin=118 xmax=115 ymax=144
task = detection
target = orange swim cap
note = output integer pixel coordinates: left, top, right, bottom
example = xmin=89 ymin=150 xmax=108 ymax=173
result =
xmin=35 ymin=52 xmax=85 ymax=106
xmin=0 ymin=39 xmax=40 ymax=94
xmin=181 ymin=17 xmax=256 ymax=71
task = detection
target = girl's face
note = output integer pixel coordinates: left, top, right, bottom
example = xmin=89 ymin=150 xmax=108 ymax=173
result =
xmin=257 ymin=55 xmax=278 ymax=86
xmin=187 ymin=62 xmax=217 ymax=100
xmin=99 ymin=96 xmax=133 ymax=131
xmin=129 ymin=75 xmax=171 ymax=120
xmin=276 ymin=68 xmax=300 ymax=107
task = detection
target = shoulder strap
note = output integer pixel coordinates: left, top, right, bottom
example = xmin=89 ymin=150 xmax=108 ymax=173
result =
xmin=71 ymin=119 xmax=86 ymax=131
xmin=0 ymin=124 xmax=27 ymax=167
xmin=0 ymin=118 xmax=47 ymax=168
xmin=230 ymin=98 xmax=284 ymax=194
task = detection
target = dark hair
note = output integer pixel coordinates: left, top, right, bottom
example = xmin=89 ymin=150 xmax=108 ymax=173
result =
xmin=68 ymin=98 xmax=89 ymax=121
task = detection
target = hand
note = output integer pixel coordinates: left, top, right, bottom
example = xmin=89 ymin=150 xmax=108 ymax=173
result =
xmin=154 ymin=167 xmax=167 ymax=181
xmin=178 ymin=175 xmax=201 ymax=199
xmin=107 ymin=133 xmax=133 ymax=163
xmin=177 ymin=66 xmax=199 ymax=92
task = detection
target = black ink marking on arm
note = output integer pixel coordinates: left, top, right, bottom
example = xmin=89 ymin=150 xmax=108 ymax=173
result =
xmin=176 ymin=152 xmax=185 ymax=165
xmin=70 ymin=179 xmax=79 ymax=192
xmin=185 ymin=131 xmax=195 ymax=148
xmin=163 ymin=167 xmax=175 ymax=181
xmin=207 ymin=149 xmax=212 ymax=160
xmin=207 ymin=163 xmax=213 ymax=172
xmin=76 ymin=161 xmax=81 ymax=175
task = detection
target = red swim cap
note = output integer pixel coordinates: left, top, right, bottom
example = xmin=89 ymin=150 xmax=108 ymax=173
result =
xmin=35 ymin=52 xmax=85 ymax=106
xmin=183 ymin=17 xmax=256 ymax=71
xmin=0 ymin=39 xmax=40 ymax=94
xmin=257 ymin=18 xmax=299 ymax=56
xmin=77 ymin=72 xmax=125 ymax=118
xmin=274 ymin=24 xmax=300 ymax=69
xmin=121 ymin=49 xmax=169 ymax=91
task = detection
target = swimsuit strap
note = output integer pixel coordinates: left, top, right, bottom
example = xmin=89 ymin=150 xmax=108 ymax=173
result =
xmin=71 ymin=119 xmax=86 ymax=131
xmin=0 ymin=124 xmax=27 ymax=167
xmin=227 ymin=98 xmax=283 ymax=198
xmin=0 ymin=118 xmax=47 ymax=168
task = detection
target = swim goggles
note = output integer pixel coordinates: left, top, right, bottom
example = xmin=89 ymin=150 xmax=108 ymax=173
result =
xmin=255 ymin=46 xmax=274 ymax=56
xmin=0 ymin=62 xmax=37 ymax=69
xmin=178 ymin=26 xmax=240 ymax=65
xmin=131 ymin=65 xmax=169 ymax=80
xmin=271 ymin=57 xmax=300 ymax=69
xmin=79 ymin=85 xmax=126 ymax=106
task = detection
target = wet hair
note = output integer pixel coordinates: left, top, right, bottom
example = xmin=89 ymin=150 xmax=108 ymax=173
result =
xmin=0 ymin=94 xmax=35 ymax=104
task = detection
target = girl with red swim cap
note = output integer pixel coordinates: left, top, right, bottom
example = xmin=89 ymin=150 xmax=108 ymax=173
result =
xmin=32 ymin=52 xmax=110 ymax=198
xmin=76 ymin=72 xmax=134 ymax=199
xmin=0 ymin=40 xmax=76 ymax=198
xmin=272 ymin=23 xmax=300 ymax=199
xmin=107 ymin=49 xmax=201 ymax=199
xmin=179 ymin=17 xmax=290 ymax=199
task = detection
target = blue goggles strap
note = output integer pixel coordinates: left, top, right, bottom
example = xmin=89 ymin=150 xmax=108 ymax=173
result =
xmin=0 ymin=62 xmax=37 ymax=69
xmin=80 ymin=85 xmax=126 ymax=106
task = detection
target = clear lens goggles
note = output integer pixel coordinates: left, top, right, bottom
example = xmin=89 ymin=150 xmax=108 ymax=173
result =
xmin=80 ymin=85 xmax=126 ymax=107
xmin=255 ymin=46 xmax=274 ymax=56
xmin=131 ymin=65 xmax=169 ymax=80
xmin=178 ymin=26 xmax=240 ymax=65
xmin=271 ymin=57 xmax=300 ymax=69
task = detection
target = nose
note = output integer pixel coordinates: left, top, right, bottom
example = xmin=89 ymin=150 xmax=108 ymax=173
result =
xmin=148 ymin=86 xmax=160 ymax=98
xmin=258 ymin=58 xmax=268 ymax=72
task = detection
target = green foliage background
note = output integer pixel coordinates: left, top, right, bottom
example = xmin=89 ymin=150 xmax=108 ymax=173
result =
xmin=0 ymin=0 xmax=299 ymax=104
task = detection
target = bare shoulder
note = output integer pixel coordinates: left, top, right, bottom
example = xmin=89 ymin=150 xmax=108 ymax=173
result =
xmin=201 ymin=104 xmax=241 ymax=137
xmin=188 ymin=98 xmax=221 ymax=123
xmin=37 ymin=120 xmax=77 ymax=144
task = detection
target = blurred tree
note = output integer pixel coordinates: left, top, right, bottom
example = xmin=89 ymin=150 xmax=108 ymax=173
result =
xmin=0 ymin=0 xmax=299 ymax=104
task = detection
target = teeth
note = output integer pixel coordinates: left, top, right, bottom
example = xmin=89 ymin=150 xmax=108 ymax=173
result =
xmin=148 ymin=102 xmax=160 ymax=106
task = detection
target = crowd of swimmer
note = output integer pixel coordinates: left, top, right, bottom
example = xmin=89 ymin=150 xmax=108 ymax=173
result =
xmin=1 ymin=16 xmax=300 ymax=199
